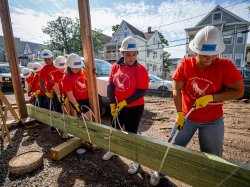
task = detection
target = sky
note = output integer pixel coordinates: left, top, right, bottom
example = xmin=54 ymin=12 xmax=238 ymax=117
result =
xmin=0 ymin=0 xmax=249 ymax=58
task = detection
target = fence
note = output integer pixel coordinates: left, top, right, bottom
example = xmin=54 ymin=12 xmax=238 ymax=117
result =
xmin=239 ymin=69 xmax=250 ymax=98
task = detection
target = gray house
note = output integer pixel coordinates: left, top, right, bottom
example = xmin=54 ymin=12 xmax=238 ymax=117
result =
xmin=0 ymin=35 xmax=44 ymax=65
xmin=185 ymin=5 xmax=249 ymax=69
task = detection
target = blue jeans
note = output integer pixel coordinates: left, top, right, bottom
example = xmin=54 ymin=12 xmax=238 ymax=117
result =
xmin=168 ymin=117 xmax=224 ymax=157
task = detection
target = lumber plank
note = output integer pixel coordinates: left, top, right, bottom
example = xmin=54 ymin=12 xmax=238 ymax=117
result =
xmin=51 ymin=137 xmax=83 ymax=160
xmin=27 ymin=104 xmax=250 ymax=187
xmin=0 ymin=91 xmax=19 ymax=119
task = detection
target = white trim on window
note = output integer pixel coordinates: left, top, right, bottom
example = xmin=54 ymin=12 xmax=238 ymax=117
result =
xmin=234 ymin=54 xmax=243 ymax=67
xmin=223 ymin=31 xmax=233 ymax=45
xmin=236 ymin=31 xmax=244 ymax=45
xmin=212 ymin=11 xmax=222 ymax=24
xmin=221 ymin=54 xmax=232 ymax=60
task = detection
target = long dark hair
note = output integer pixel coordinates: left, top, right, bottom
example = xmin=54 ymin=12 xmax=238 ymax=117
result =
xmin=65 ymin=67 xmax=82 ymax=76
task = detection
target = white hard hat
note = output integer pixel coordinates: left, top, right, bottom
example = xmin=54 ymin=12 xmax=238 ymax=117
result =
xmin=32 ymin=62 xmax=43 ymax=73
xmin=66 ymin=53 xmax=84 ymax=68
xmin=22 ymin=68 xmax=32 ymax=78
xmin=189 ymin=25 xmax=225 ymax=56
xmin=41 ymin=49 xmax=53 ymax=58
xmin=119 ymin=36 xmax=138 ymax=52
xmin=54 ymin=56 xmax=66 ymax=69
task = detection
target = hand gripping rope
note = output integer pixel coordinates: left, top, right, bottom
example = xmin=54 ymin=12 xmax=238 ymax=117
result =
xmin=105 ymin=105 xmax=128 ymax=153
xmin=156 ymin=102 xmax=223 ymax=177
xmin=78 ymin=105 xmax=96 ymax=144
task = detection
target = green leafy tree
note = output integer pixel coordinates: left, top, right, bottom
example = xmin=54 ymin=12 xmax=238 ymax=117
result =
xmin=158 ymin=32 xmax=170 ymax=71
xmin=158 ymin=32 xmax=168 ymax=46
xmin=42 ymin=16 xmax=104 ymax=57
xmin=112 ymin=24 xmax=120 ymax=35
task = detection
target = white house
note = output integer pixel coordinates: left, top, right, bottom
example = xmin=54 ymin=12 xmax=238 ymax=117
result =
xmin=104 ymin=20 xmax=163 ymax=76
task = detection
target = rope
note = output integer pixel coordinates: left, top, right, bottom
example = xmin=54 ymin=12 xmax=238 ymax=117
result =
xmin=157 ymin=102 xmax=224 ymax=174
xmin=49 ymin=98 xmax=61 ymax=136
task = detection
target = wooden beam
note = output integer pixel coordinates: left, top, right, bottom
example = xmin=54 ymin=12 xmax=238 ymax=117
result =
xmin=27 ymin=104 xmax=250 ymax=186
xmin=0 ymin=91 xmax=19 ymax=119
xmin=77 ymin=0 xmax=101 ymax=123
xmin=51 ymin=137 xmax=83 ymax=160
xmin=0 ymin=0 xmax=27 ymax=118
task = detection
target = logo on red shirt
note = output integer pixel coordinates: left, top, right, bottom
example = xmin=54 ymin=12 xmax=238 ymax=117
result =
xmin=74 ymin=76 xmax=87 ymax=92
xmin=114 ymin=73 xmax=130 ymax=92
xmin=186 ymin=77 xmax=216 ymax=99
xmin=48 ymin=72 xmax=55 ymax=83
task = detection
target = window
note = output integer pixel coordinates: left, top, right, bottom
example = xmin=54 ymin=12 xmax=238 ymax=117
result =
xmin=236 ymin=32 xmax=244 ymax=44
xmin=153 ymin=65 xmax=157 ymax=71
xmin=147 ymin=51 xmax=150 ymax=57
xmin=153 ymin=52 xmax=157 ymax=59
xmin=235 ymin=54 xmax=243 ymax=67
xmin=221 ymin=54 xmax=232 ymax=60
xmin=212 ymin=12 xmax=222 ymax=23
xmin=223 ymin=31 xmax=232 ymax=45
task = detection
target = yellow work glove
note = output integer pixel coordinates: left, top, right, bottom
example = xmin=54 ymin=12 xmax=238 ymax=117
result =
xmin=195 ymin=95 xmax=214 ymax=109
xmin=45 ymin=92 xmax=53 ymax=99
xmin=110 ymin=103 xmax=118 ymax=117
xmin=33 ymin=90 xmax=41 ymax=98
xmin=57 ymin=95 xmax=61 ymax=102
xmin=74 ymin=103 xmax=82 ymax=113
xmin=176 ymin=112 xmax=185 ymax=130
xmin=63 ymin=97 xmax=68 ymax=105
xmin=118 ymin=100 xmax=127 ymax=112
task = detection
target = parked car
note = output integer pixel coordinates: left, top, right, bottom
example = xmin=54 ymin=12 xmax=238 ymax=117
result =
xmin=148 ymin=74 xmax=173 ymax=96
xmin=0 ymin=63 xmax=25 ymax=92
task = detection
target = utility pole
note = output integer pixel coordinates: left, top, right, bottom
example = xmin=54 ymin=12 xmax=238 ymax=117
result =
xmin=77 ymin=0 xmax=101 ymax=123
xmin=0 ymin=0 xmax=27 ymax=118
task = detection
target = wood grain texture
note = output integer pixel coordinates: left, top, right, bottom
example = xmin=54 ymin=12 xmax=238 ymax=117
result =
xmin=27 ymin=104 xmax=250 ymax=187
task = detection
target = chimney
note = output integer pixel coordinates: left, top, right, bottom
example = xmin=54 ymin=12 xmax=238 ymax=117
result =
xmin=148 ymin=26 xmax=151 ymax=33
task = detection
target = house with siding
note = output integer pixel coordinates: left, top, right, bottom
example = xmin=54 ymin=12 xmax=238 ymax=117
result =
xmin=104 ymin=20 xmax=163 ymax=76
xmin=0 ymin=35 xmax=44 ymax=65
xmin=185 ymin=5 xmax=249 ymax=69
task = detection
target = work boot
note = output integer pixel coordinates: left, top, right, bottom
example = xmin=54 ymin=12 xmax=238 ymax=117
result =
xmin=102 ymin=151 xmax=115 ymax=161
xmin=150 ymin=171 xmax=161 ymax=186
xmin=128 ymin=161 xmax=139 ymax=174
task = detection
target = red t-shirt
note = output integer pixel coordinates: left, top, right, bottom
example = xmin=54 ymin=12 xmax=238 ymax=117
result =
xmin=63 ymin=70 xmax=88 ymax=100
xmin=40 ymin=64 xmax=57 ymax=92
xmin=31 ymin=73 xmax=45 ymax=96
xmin=172 ymin=57 xmax=243 ymax=122
xmin=53 ymin=70 xmax=65 ymax=94
xmin=26 ymin=73 xmax=34 ymax=87
xmin=109 ymin=62 xmax=149 ymax=107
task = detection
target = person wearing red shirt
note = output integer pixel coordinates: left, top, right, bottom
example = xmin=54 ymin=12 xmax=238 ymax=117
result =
xmin=31 ymin=63 xmax=45 ymax=108
xmin=39 ymin=49 xmax=57 ymax=110
xmin=22 ymin=68 xmax=34 ymax=97
xmin=150 ymin=26 xmax=244 ymax=186
xmin=102 ymin=36 xmax=149 ymax=176
xmin=63 ymin=53 xmax=90 ymax=119
xmin=52 ymin=56 xmax=67 ymax=113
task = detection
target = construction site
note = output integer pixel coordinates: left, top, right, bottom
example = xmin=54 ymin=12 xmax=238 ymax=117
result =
xmin=0 ymin=0 xmax=250 ymax=187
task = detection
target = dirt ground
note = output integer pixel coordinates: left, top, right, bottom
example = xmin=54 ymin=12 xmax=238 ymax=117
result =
xmin=0 ymin=93 xmax=249 ymax=187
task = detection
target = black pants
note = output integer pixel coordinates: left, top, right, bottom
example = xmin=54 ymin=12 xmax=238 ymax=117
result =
xmin=112 ymin=104 xmax=144 ymax=133
xmin=52 ymin=94 xmax=62 ymax=113
xmin=38 ymin=95 xmax=49 ymax=109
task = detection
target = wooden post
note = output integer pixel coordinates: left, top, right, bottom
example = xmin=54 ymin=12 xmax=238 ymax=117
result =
xmin=0 ymin=0 xmax=27 ymax=118
xmin=77 ymin=0 xmax=101 ymax=123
